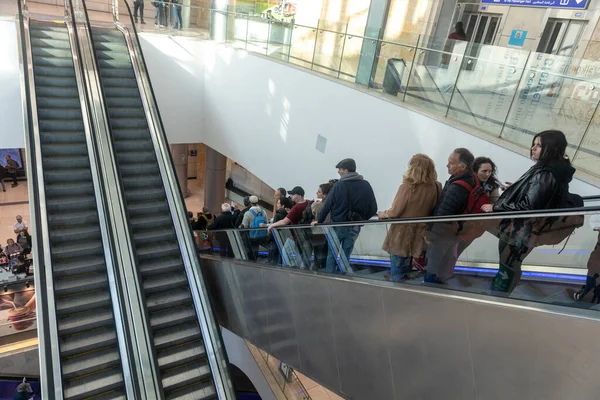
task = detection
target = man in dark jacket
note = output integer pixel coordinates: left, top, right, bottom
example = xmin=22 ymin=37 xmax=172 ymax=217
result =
xmin=208 ymin=203 xmax=236 ymax=257
xmin=425 ymin=148 xmax=475 ymax=284
xmin=235 ymin=196 xmax=251 ymax=228
xmin=314 ymin=158 xmax=377 ymax=273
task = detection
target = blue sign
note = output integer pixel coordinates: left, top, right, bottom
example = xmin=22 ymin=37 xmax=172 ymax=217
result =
xmin=481 ymin=0 xmax=588 ymax=9
xmin=508 ymin=29 xmax=527 ymax=46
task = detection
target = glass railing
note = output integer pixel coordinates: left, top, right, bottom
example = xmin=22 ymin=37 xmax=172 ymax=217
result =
xmin=104 ymin=0 xmax=600 ymax=179
xmin=201 ymin=205 xmax=600 ymax=310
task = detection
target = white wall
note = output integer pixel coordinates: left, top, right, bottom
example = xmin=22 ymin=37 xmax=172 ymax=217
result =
xmin=0 ymin=18 xmax=26 ymax=149
xmin=139 ymin=36 xmax=599 ymax=210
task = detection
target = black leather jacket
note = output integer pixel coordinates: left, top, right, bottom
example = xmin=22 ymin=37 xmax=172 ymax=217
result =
xmin=493 ymin=161 xmax=575 ymax=212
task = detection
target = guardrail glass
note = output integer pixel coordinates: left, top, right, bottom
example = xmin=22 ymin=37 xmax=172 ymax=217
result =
xmin=201 ymin=207 xmax=600 ymax=310
xmin=101 ymin=0 xmax=600 ymax=179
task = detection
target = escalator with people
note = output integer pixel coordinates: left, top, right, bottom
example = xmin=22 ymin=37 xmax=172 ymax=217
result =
xmin=19 ymin=15 xmax=127 ymax=399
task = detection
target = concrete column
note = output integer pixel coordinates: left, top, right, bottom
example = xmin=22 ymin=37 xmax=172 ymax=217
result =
xmin=210 ymin=0 xmax=235 ymax=41
xmin=355 ymin=0 xmax=391 ymax=86
xmin=203 ymin=146 xmax=227 ymax=214
xmin=183 ymin=0 xmax=191 ymax=29
xmin=170 ymin=144 xmax=189 ymax=198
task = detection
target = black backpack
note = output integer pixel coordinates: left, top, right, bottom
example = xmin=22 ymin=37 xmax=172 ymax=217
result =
xmin=299 ymin=201 xmax=315 ymax=225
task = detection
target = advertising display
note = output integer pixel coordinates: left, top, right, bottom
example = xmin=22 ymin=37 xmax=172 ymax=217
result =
xmin=481 ymin=0 xmax=588 ymax=9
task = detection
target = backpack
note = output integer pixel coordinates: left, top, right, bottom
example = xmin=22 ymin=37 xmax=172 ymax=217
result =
xmin=249 ymin=209 xmax=268 ymax=239
xmin=452 ymin=174 xmax=490 ymax=214
xmin=299 ymin=201 xmax=315 ymax=225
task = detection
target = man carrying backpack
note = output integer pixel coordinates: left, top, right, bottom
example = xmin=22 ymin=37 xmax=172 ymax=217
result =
xmin=240 ymin=196 xmax=268 ymax=260
xmin=424 ymin=148 xmax=478 ymax=284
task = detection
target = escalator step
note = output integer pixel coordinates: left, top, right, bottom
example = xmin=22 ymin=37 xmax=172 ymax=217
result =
xmin=58 ymin=306 xmax=113 ymax=336
xmin=97 ymin=58 xmax=132 ymax=70
xmin=150 ymin=305 xmax=197 ymax=331
xmin=154 ymin=321 xmax=202 ymax=350
xmin=143 ymin=273 xmax=189 ymax=294
xmin=38 ymin=119 xmax=85 ymax=132
xmin=107 ymin=127 xmax=148 ymax=140
xmin=54 ymin=273 xmax=108 ymax=297
xmin=37 ymin=107 xmax=82 ymax=120
xmin=127 ymin=199 xmax=170 ymax=216
xmin=31 ymin=46 xmax=72 ymax=59
xmin=130 ymin=213 xmax=172 ymax=231
xmin=47 ymin=195 xmax=96 ymax=211
xmin=34 ymin=84 xmax=79 ymax=98
xmin=46 ymin=181 xmax=94 ymax=197
xmin=43 ymin=155 xmax=90 ymax=170
xmin=62 ymin=348 xmax=121 ymax=380
xmin=60 ymin=326 xmax=117 ymax=357
xmin=100 ymin=67 xmax=135 ymax=79
xmin=158 ymin=340 xmax=206 ymax=370
xmin=43 ymin=168 xmax=92 ymax=183
xmin=133 ymin=227 xmax=175 ymax=246
xmin=50 ymin=240 xmax=103 ymax=260
xmin=56 ymin=290 xmax=111 ymax=316
xmin=30 ymin=27 xmax=70 ymax=40
xmin=146 ymin=288 xmax=192 ymax=313
xmin=139 ymin=257 xmax=185 ymax=277
xmin=125 ymin=186 xmax=165 ymax=203
xmin=62 ymin=367 xmax=123 ymax=400
xmin=108 ymin=106 xmax=146 ymax=119
xmin=110 ymin=117 xmax=149 ymax=130
xmin=121 ymin=174 xmax=164 ymax=188
xmin=31 ymin=55 xmax=74 ymax=68
xmin=53 ymin=255 xmax=106 ymax=277
xmin=34 ymin=65 xmax=76 ymax=78
xmin=137 ymin=242 xmax=180 ymax=260
xmin=37 ymin=96 xmax=81 ymax=109
xmin=95 ymin=51 xmax=132 ymax=62
xmin=31 ymin=37 xmax=71 ymax=49
xmin=47 ymin=209 xmax=99 ymax=228
xmin=161 ymin=360 xmax=212 ymax=394
xmin=51 ymin=224 xmax=102 ymax=243
xmin=93 ymin=41 xmax=129 ymax=53
xmin=101 ymin=77 xmax=139 ymax=89
xmin=113 ymin=138 xmax=154 ymax=152
xmin=118 ymin=162 xmax=160 ymax=177
xmin=102 ymin=86 xmax=140 ymax=98
xmin=165 ymin=381 xmax=217 ymax=400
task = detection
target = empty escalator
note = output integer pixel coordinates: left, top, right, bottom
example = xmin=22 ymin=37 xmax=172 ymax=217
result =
xmin=91 ymin=27 xmax=217 ymax=399
xmin=29 ymin=20 xmax=126 ymax=399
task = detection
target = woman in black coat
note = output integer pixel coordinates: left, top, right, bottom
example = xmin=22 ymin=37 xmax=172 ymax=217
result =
xmin=481 ymin=130 xmax=576 ymax=292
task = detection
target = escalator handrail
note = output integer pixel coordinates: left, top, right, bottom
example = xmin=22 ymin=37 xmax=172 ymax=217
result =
xmin=109 ymin=1 xmax=236 ymax=398
xmin=15 ymin=0 xmax=64 ymax=397
xmin=206 ymin=204 xmax=600 ymax=233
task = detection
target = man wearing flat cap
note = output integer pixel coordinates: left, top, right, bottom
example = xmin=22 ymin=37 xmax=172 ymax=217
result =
xmin=313 ymin=158 xmax=377 ymax=273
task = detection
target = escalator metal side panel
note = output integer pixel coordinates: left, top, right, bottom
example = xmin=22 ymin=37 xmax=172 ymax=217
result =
xmin=65 ymin=8 xmax=144 ymax=399
xmin=72 ymin=5 xmax=163 ymax=398
xmin=113 ymin=24 xmax=236 ymax=399
xmin=16 ymin=4 xmax=57 ymax=398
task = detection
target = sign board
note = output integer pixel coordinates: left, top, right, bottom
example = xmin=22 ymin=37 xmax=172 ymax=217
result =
xmin=481 ymin=0 xmax=588 ymax=9
xmin=508 ymin=30 xmax=527 ymax=46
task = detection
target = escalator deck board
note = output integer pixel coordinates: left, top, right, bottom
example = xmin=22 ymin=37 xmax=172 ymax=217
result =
xmin=28 ymin=20 xmax=125 ymax=398
xmin=92 ymin=26 xmax=218 ymax=395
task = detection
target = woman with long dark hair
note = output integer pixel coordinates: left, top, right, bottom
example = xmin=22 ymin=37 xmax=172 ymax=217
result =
xmin=456 ymin=156 xmax=502 ymax=259
xmin=481 ymin=130 xmax=576 ymax=292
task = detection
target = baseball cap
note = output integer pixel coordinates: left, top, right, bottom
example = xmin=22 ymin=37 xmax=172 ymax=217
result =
xmin=335 ymin=158 xmax=356 ymax=172
xmin=249 ymin=195 xmax=259 ymax=204
xmin=287 ymin=186 xmax=305 ymax=196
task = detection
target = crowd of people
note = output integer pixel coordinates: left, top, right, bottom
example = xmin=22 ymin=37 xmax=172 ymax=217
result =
xmin=198 ymin=130 xmax=588 ymax=295
xmin=132 ymin=0 xmax=184 ymax=30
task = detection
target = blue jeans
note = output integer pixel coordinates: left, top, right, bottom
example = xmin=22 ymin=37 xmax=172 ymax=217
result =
xmin=390 ymin=255 xmax=412 ymax=282
xmin=173 ymin=6 xmax=182 ymax=29
xmin=326 ymin=226 xmax=360 ymax=273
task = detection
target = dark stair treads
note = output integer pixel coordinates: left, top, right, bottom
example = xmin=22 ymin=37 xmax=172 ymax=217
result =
xmin=29 ymin=20 xmax=125 ymax=399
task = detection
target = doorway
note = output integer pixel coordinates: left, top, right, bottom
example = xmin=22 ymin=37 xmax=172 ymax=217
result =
xmin=462 ymin=12 xmax=502 ymax=46
xmin=537 ymin=18 xmax=586 ymax=57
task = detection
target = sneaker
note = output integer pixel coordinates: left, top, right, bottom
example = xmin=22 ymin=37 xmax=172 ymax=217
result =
xmin=423 ymin=272 xmax=444 ymax=284
xmin=141 ymin=20 xmax=146 ymax=24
